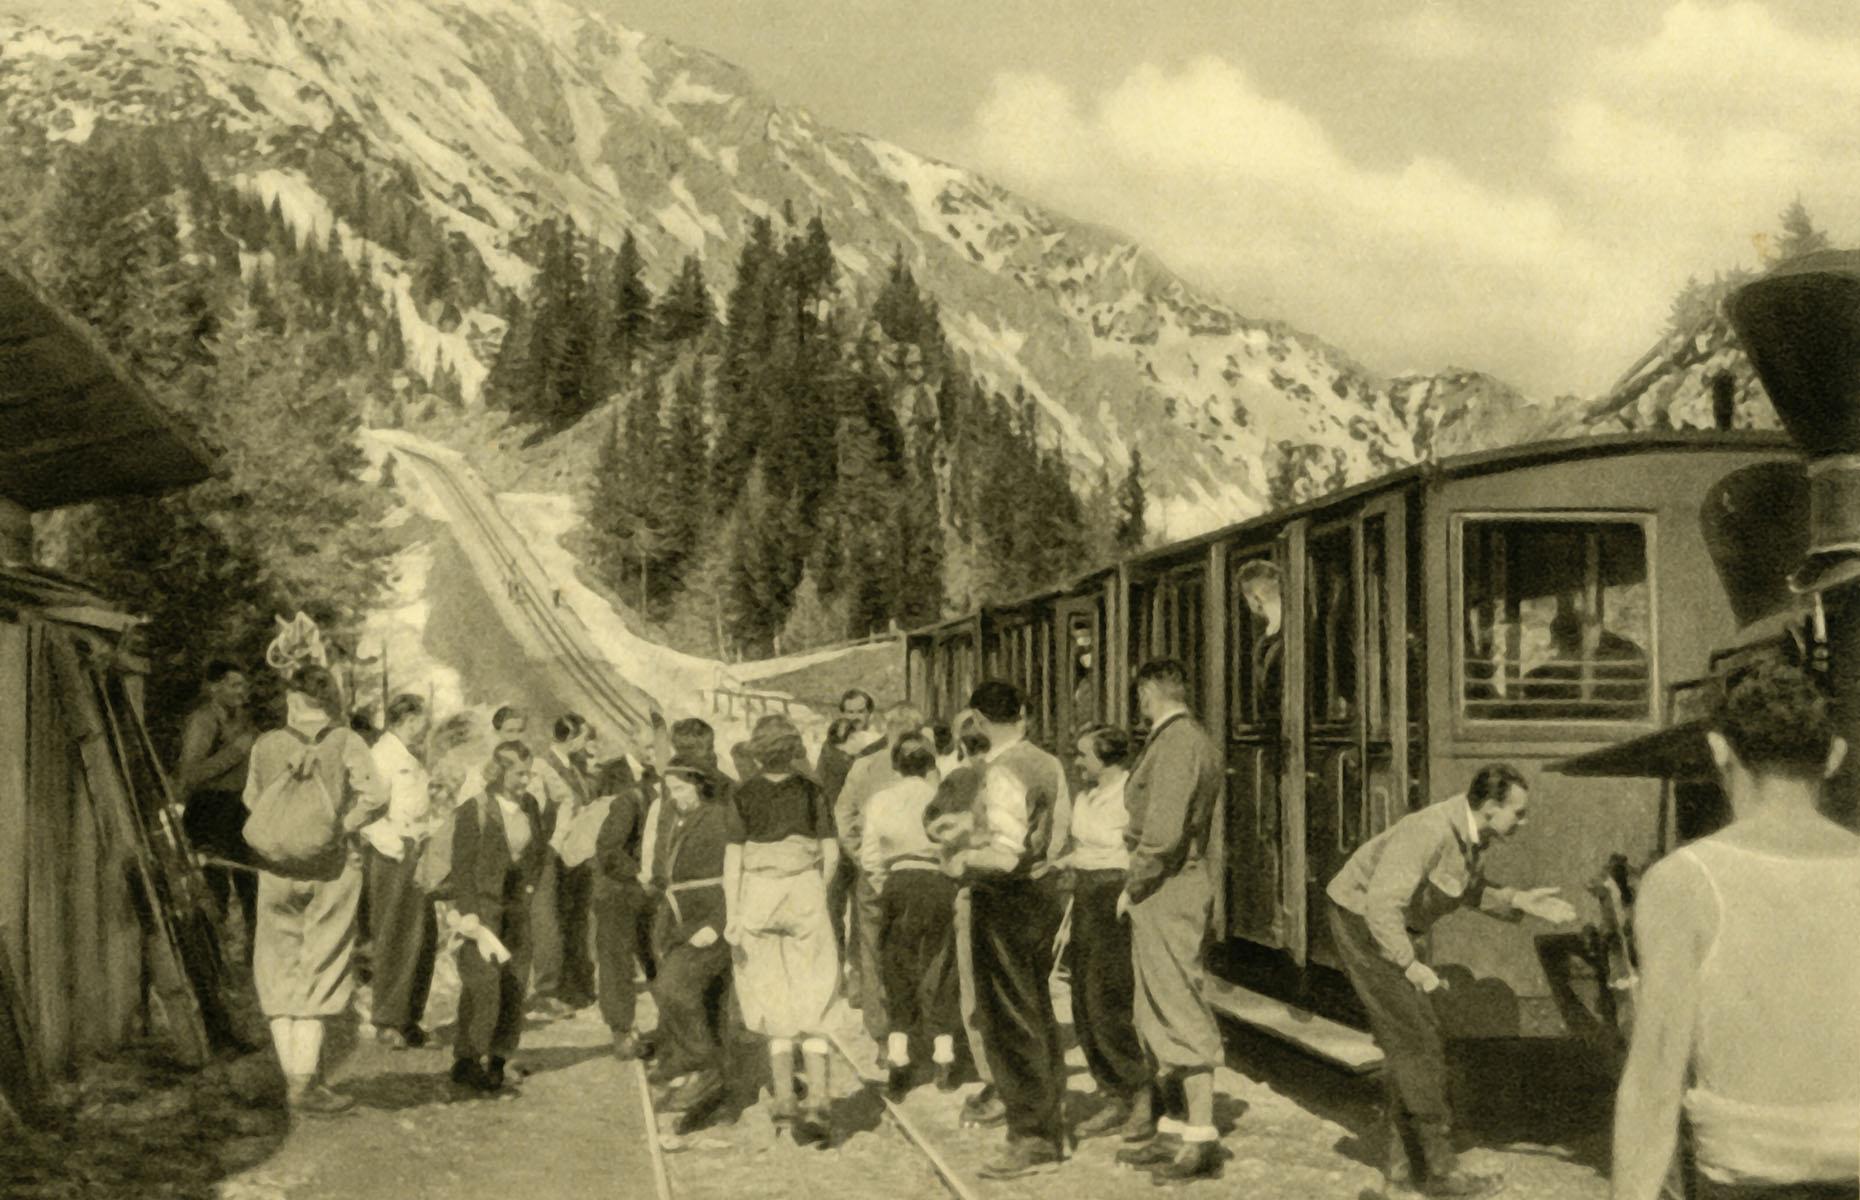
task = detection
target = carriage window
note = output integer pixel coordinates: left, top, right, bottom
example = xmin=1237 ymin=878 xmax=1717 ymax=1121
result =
xmin=1309 ymin=528 xmax=1357 ymax=727
xmin=1460 ymin=518 xmax=1653 ymax=722
xmin=1230 ymin=554 xmax=1282 ymax=731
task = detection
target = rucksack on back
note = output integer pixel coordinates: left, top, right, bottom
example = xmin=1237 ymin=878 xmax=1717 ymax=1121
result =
xmin=242 ymin=734 xmax=343 ymax=879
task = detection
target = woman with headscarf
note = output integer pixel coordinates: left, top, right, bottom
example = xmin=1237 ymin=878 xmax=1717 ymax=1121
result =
xmin=723 ymin=714 xmax=840 ymax=1146
xmin=243 ymin=662 xmax=387 ymax=1116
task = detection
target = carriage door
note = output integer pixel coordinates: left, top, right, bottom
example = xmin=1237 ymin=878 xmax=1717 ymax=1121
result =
xmin=1055 ymin=594 xmax=1105 ymax=752
xmin=1225 ymin=541 xmax=1287 ymax=947
xmin=1301 ymin=498 xmax=1411 ymax=969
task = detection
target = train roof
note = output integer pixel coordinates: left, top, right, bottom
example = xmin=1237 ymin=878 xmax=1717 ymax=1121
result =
xmin=907 ymin=429 xmax=1797 ymax=641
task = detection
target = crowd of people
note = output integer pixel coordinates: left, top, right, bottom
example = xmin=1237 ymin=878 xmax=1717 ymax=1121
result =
xmin=171 ymin=624 xmax=1860 ymax=1200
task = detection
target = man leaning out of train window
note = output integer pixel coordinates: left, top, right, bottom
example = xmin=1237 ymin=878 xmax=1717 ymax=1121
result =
xmin=1612 ymin=661 xmax=1860 ymax=1200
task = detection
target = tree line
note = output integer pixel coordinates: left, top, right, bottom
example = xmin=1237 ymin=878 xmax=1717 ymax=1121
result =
xmin=482 ymin=208 xmax=1149 ymax=659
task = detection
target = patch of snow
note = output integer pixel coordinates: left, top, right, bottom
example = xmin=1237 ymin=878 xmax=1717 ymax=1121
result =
xmin=733 ymin=640 xmax=895 ymax=683
xmin=718 ymin=147 xmax=739 ymax=176
xmin=653 ymin=203 xmax=711 ymax=254
xmin=667 ymin=176 xmax=726 ymax=240
xmin=357 ymin=539 xmax=469 ymax=720
xmin=46 ymin=103 xmax=97 ymax=144
xmin=496 ymin=491 xmax=752 ymax=717
xmin=662 ymin=72 xmax=732 ymax=106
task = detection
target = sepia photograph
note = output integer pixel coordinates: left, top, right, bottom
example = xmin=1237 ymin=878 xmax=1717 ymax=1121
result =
xmin=0 ymin=2 xmax=1855 ymax=1198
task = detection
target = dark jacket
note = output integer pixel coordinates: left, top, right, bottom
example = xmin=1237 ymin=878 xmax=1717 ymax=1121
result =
xmin=594 ymin=783 xmax=650 ymax=891
xmin=451 ymin=788 xmax=547 ymax=927
xmin=652 ymin=800 xmax=734 ymax=952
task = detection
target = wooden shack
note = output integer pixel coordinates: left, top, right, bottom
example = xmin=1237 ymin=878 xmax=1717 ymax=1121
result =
xmin=0 ymin=263 xmax=221 ymax=1124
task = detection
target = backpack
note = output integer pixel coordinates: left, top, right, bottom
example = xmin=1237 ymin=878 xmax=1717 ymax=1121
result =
xmin=414 ymin=800 xmax=462 ymax=899
xmin=242 ymin=731 xmax=344 ymax=879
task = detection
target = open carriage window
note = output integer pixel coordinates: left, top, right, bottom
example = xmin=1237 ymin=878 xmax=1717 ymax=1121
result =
xmin=1308 ymin=526 xmax=1357 ymax=728
xmin=1229 ymin=552 xmax=1282 ymax=731
xmin=1459 ymin=517 xmax=1654 ymax=723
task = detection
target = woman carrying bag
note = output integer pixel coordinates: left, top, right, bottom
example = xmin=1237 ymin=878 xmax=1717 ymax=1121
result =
xmin=242 ymin=643 xmax=387 ymax=1118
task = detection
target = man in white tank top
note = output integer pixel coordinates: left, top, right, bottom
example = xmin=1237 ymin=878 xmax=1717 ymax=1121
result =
xmin=1613 ymin=661 xmax=1860 ymax=1200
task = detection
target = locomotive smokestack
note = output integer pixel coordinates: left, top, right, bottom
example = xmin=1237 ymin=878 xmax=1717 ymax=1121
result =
xmin=1727 ymin=250 xmax=1860 ymax=593
xmin=1710 ymin=371 xmax=1737 ymax=431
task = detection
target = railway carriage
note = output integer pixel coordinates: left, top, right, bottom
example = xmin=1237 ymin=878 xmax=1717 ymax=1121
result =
xmin=906 ymin=429 xmax=1801 ymax=1048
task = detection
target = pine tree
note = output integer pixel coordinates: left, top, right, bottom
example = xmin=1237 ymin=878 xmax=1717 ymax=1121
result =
xmin=1115 ymin=448 xmax=1148 ymax=552
xmin=656 ymin=255 xmax=714 ymax=344
xmin=1775 ymin=198 xmax=1832 ymax=262
xmin=611 ymin=229 xmax=652 ymax=381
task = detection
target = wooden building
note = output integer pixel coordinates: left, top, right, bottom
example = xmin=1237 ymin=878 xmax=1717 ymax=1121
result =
xmin=0 ymin=264 xmax=220 ymax=1123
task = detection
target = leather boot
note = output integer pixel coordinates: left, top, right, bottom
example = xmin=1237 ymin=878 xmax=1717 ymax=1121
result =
xmin=1149 ymin=1139 xmax=1222 ymax=1186
xmin=1116 ymin=1133 xmax=1181 ymax=1169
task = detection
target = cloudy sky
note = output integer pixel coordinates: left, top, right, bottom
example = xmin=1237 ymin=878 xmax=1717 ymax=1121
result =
xmin=6 ymin=0 xmax=1858 ymax=398
xmin=598 ymin=0 xmax=1860 ymax=398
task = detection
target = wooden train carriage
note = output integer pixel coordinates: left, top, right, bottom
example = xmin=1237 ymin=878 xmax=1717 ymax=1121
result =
xmin=906 ymin=430 xmax=1799 ymax=1043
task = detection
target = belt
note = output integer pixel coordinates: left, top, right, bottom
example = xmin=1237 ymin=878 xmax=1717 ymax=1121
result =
xmin=664 ymin=875 xmax=723 ymax=926
xmin=887 ymin=857 xmax=941 ymax=875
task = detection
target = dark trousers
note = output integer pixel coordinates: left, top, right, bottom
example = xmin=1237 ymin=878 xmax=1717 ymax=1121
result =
xmin=972 ymin=874 xmax=1067 ymax=1149
xmin=456 ymin=881 xmax=533 ymax=1063
xmin=183 ymin=790 xmax=259 ymax=964
xmin=852 ymin=872 xmax=889 ymax=1041
xmin=878 ymin=870 xmax=960 ymax=1039
xmin=593 ymin=877 xmax=655 ymax=1034
xmin=651 ymin=940 xmax=732 ymax=1078
xmin=826 ymin=854 xmax=857 ymax=967
xmin=1328 ymin=901 xmax=1455 ymax=1178
xmin=1067 ymin=869 xmax=1149 ymax=1099
xmin=365 ymin=843 xmax=437 ymax=1032
xmin=557 ymin=861 xmax=596 ymax=1003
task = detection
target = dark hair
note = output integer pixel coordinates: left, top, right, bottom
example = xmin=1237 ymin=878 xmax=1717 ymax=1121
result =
xmin=749 ymin=715 xmax=806 ymax=774
xmin=671 ymin=717 xmax=716 ymax=761
xmin=827 ymin=717 xmax=859 ymax=748
xmin=486 ymin=739 xmax=533 ymax=789
xmin=1236 ymin=559 xmax=1281 ymax=592
xmin=1468 ymin=763 xmax=1529 ymax=808
xmin=839 ymin=688 xmax=876 ymax=714
xmin=1134 ymin=658 xmax=1190 ymax=700
xmin=553 ymin=712 xmax=589 ymax=743
xmin=891 ymin=732 xmax=937 ymax=778
xmin=287 ymin=665 xmax=345 ymax=719
xmin=931 ymin=723 xmax=954 ymax=757
xmin=1076 ymin=724 xmax=1132 ymax=768
xmin=204 ymin=659 xmax=244 ymax=684
xmin=596 ymin=756 xmax=636 ymax=792
xmin=385 ymin=693 xmax=426 ymax=728
xmin=968 ymin=680 xmax=1024 ymax=724
xmin=492 ymin=705 xmax=526 ymax=732
xmin=663 ymin=762 xmax=719 ymax=802
xmin=1715 ymin=661 xmax=1834 ymax=775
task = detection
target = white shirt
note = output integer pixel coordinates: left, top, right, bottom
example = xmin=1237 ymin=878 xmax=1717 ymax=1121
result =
xmin=1066 ymin=773 xmax=1130 ymax=871
xmin=369 ymin=731 xmax=431 ymax=842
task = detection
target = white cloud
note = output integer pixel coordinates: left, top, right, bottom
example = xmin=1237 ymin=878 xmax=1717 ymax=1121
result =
xmin=1364 ymin=5 xmax=1509 ymax=62
xmin=961 ymin=55 xmax=1619 ymax=395
xmin=954 ymin=3 xmax=1860 ymax=398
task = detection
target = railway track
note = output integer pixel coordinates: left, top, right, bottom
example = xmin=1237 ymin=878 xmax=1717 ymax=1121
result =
xmin=374 ymin=433 xmax=659 ymax=744
xmin=625 ymin=1027 xmax=987 ymax=1200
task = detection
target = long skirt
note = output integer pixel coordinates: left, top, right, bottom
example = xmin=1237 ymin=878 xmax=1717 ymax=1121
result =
xmin=878 ymin=869 xmax=960 ymax=1039
xmin=733 ymin=838 xmax=838 ymax=1039
xmin=1130 ymin=861 xmax=1222 ymax=1073
xmin=254 ymin=850 xmax=365 ymax=1019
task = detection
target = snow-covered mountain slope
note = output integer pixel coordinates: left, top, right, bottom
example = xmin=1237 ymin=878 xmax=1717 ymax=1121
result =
xmin=0 ymin=0 xmax=1584 ymax=536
